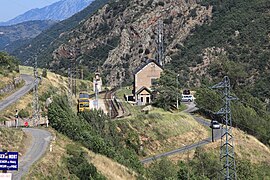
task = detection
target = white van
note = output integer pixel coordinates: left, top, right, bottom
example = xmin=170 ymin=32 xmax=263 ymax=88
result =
xmin=181 ymin=95 xmax=194 ymax=102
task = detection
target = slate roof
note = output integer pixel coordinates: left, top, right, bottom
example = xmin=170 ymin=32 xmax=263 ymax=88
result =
xmin=135 ymin=86 xmax=152 ymax=95
xmin=133 ymin=59 xmax=163 ymax=75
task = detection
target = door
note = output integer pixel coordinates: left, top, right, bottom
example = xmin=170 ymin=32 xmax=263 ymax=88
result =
xmin=146 ymin=97 xmax=150 ymax=103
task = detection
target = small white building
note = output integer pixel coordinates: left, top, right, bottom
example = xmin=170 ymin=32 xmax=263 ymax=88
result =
xmin=93 ymin=72 xmax=102 ymax=93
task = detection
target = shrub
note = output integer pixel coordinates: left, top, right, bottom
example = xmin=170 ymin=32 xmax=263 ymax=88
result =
xmin=18 ymin=109 xmax=30 ymax=118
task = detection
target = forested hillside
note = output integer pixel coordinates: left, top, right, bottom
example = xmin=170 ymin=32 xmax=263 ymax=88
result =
xmin=0 ymin=52 xmax=19 ymax=89
xmin=0 ymin=20 xmax=55 ymax=52
xmin=12 ymin=0 xmax=109 ymax=66
xmin=13 ymin=0 xmax=269 ymax=94
xmin=0 ymin=52 xmax=19 ymax=75
xmin=13 ymin=0 xmax=212 ymax=85
xmin=167 ymin=0 xmax=270 ymax=102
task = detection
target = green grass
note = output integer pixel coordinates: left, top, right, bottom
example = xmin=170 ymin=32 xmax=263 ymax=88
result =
xmin=123 ymin=108 xmax=198 ymax=139
xmin=114 ymin=87 xmax=209 ymax=156
xmin=115 ymin=87 xmax=141 ymax=115
xmin=0 ymin=127 xmax=26 ymax=153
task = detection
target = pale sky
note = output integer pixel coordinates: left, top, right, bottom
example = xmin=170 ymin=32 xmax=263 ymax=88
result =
xmin=0 ymin=0 xmax=60 ymax=22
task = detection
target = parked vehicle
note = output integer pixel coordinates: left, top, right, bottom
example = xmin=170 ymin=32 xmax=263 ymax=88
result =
xmin=181 ymin=95 xmax=194 ymax=102
xmin=210 ymin=120 xmax=221 ymax=129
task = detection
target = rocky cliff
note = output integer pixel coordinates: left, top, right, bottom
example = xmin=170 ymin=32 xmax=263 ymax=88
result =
xmin=49 ymin=0 xmax=212 ymax=86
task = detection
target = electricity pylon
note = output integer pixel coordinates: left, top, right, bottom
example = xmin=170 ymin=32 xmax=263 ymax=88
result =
xmin=212 ymin=76 xmax=237 ymax=180
xmin=32 ymin=57 xmax=40 ymax=126
xmin=156 ymin=19 xmax=164 ymax=66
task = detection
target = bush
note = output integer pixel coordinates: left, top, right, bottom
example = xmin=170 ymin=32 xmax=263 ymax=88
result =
xmin=18 ymin=109 xmax=30 ymax=118
xmin=65 ymin=144 xmax=106 ymax=180
xmin=48 ymin=95 xmax=144 ymax=173
xmin=42 ymin=68 xmax=47 ymax=78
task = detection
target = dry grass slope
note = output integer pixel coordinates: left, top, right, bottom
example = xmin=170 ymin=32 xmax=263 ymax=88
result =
xmin=24 ymin=128 xmax=137 ymax=180
xmin=0 ymin=127 xmax=28 ymax=156
xmin=0 ymin=66 xmax=93 ymax=117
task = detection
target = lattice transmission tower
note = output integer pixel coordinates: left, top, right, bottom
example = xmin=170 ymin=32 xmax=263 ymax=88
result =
xmin=32 ymin=57 xmax=40 ymax=126
xmin=156 ymin=19 xmax=164 ymax=66
xmin=212 ymin=76 xmax=237 ymax=180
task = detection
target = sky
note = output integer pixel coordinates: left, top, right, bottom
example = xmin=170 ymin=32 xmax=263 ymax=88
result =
xmin=0 ymin=0 xmax=60 ymax=22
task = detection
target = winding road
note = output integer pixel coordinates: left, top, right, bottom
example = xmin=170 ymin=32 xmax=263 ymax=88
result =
xmin=11 ymin=128 xmax=51 ymax=180
xmin=0 ymin=74 xmax=34 ymax=112
xmin=0 ymin=74 xmax=52 ymax=179
xmin=141 ymin=102 xmax=222 ymax=164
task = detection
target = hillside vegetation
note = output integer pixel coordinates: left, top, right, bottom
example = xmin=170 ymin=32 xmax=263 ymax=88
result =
xmin=0 ymin=20 xmax=55 ymax=52
xmin=0 ymin=127 xmax=27 ymax=156
xmin=13 ymin=0 xmax=212 ymax=85
xmin=167 ymin=0 xmax=270 ymax=101
xmin=12 ymin=0 xmax=109 ymax=68
xmin=0 ymin=52 xmax=20 ymax=90
xmin=25 ymin=128 xmax=136 ymax=180
xmin=0 ymin=52 xmax=19 ymax=75
xmin=0 ymin=65 xmax=92 ymax=121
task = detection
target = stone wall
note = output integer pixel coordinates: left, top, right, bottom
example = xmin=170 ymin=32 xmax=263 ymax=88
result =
xmin=0 ymin=76 xmax=23 ymax=95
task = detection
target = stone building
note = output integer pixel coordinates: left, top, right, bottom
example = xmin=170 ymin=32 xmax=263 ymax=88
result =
xmin=133 ymin=59 xmax=163 ymax=105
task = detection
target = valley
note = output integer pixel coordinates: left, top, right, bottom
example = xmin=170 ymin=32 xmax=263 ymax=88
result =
xmin=0 ymin=0 xmax=269 ymax=179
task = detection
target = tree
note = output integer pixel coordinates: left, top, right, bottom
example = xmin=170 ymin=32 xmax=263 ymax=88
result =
xmin=148 ymin=158 xmax=178 ymax=180
xmin=152 ymin=70 xmax=181 ymax=110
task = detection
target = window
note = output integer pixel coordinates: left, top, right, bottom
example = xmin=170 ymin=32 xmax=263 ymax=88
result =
xmin=151 ymin=78 xmax=158 ymax=86
xmin=141 ymin=97 xmax=144 ymax=102
xmin=146 ymin=97 xmax=150 ymax=103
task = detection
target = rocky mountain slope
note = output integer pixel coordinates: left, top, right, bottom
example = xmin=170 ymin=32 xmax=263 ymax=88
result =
xmin=14 ymin=0 xmax=212 ymax=85
xmin=13 ymin=0 xmax=269 ymax=97
xmin=12 ymin=0 xmax=109 ymax=68
xmin=0 ymin=0 xmax=94 ymax=26
xmin=0 ymin=20 xmax=55 ymax=52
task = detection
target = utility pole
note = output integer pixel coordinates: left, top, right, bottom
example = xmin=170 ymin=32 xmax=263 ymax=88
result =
xmin=74 ymin=60 xmax=77 ymax=96
xmin=156 ymin=19 xmax=164 ymax=66
xmin=94 ymin=82 xmax=99 ymax=109
xmin=176 ymin=74 xmax=180 ymax=109
xmin=81 ymin=68 xmax=84 ymax=80
xmin=212 ymin=76 xmax=237 ymax=180
xmin=68 ymin=65 xmax=73 ymax=107
xmin=32 ymin=56 xmax=40 ymax=126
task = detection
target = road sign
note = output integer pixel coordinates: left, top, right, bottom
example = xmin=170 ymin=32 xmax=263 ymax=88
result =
xmin=0 ymin=152 xmax=18 ymax=171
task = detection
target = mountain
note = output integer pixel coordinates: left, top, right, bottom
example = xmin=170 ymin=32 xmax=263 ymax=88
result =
xmin=0 ymin=0 xmax=94 ymax=26
xmin=0 ymin=20 xmax=56 ymax=52
xmin=11 ymin=0 xmax=109 ymax=65
xmin=14 ymin=0 xmax=212 ymax=79
xmin=13 ymin=0 xmax=269 ymax=100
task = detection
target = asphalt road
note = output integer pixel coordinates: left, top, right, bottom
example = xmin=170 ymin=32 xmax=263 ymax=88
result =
xmin=141 ymin=102 xmax=222 ymax=164
xmin=11 ymin=128 xmax=52 ymax=180
xmin=0 ymin=74 xmax=34 ymax=112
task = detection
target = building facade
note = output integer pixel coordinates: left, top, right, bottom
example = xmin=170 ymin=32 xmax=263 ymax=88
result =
xmin=133 ymin=59 xmax=163 ymax=105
